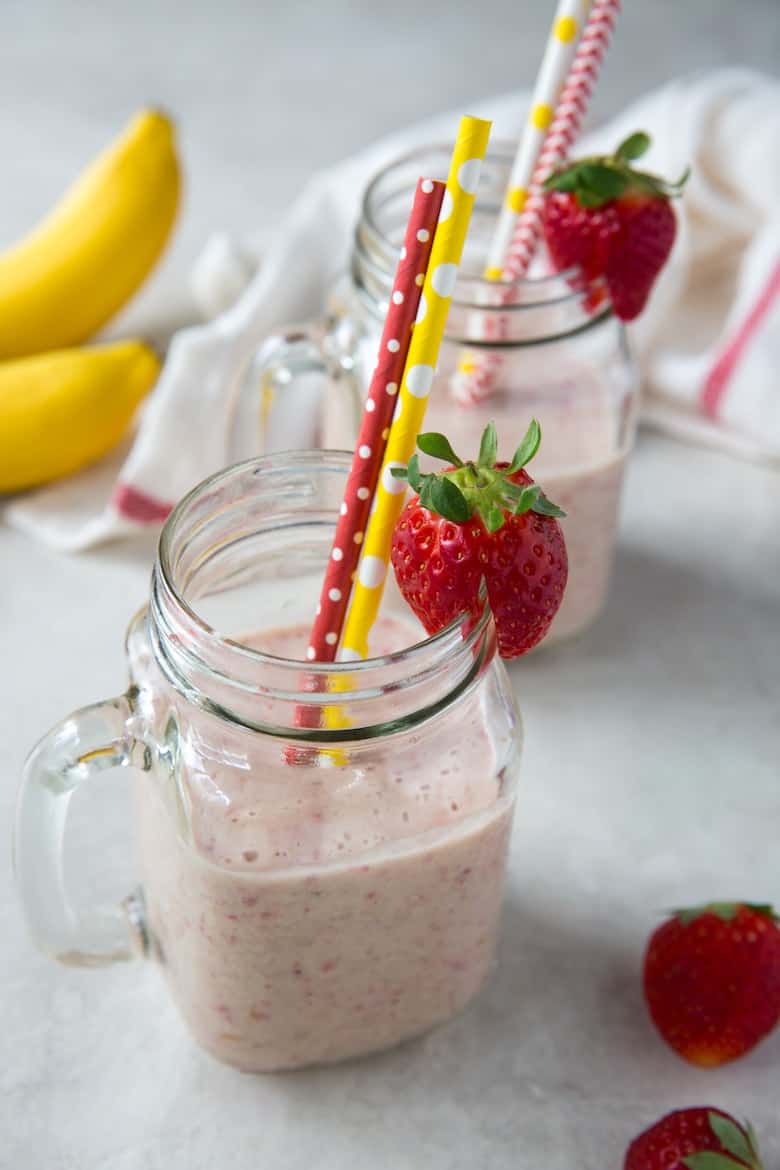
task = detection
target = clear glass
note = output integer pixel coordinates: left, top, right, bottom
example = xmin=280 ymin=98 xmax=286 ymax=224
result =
xmin=244 ymin=144 xmax=640 ymax=644
xmin=15 ymin=452 xmax=521 ymax=1072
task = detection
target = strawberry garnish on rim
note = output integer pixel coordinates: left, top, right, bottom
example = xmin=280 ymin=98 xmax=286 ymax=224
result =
xmin=542 ymin=130 xmax=689 ymax=321
xmin=390 ymin=420 xmax=568 ymax=659
xmin=624 ymin=1107 xmax=766 ymax=1170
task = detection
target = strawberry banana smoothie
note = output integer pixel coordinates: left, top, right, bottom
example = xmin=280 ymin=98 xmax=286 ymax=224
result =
xmin=133 ymin=616 xmax=516 ymax=1072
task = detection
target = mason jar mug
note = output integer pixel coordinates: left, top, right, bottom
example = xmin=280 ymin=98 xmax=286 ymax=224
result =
xmin=250 ymin=145 xmax=640 ymax=644
xmin=15 ymin=452 xmax=522 ymax=1072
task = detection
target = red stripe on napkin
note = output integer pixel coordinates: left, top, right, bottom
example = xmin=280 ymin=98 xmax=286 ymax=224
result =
xmin=700 ymin=256 xmax=780 ymax=419
xmin=113 ymin=483 xmax=173 ymax=523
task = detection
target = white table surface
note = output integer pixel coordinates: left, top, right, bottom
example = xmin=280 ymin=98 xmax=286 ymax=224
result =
xmin=2 ymin=2 xmax=779 ymax=1166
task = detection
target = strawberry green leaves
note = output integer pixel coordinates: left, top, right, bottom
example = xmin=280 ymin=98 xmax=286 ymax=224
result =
xmin=501 ymin=479 xmax=563 ymax=520
xmin=508 ymin=419 xmax=541 ymax=473
xmin=402 ymin=453 xmax=423 ymax=492
xmin=574 ymin=163 xmax=630 ymax=206
xmin=478 ymin=420 xmax=498 ymax=469
xmin=684 ymin=1155 xmax=748 ymax=1170
xmin=544 ymin=155 xmax=630 ymax=207
xmin=481 ymin=505 xmax=503 ymax=533
xmin=616 ymin=131 xmax=651 ymax=162
xmin=393 ymin=452 xmax=470 ymax=522
xmin=674 ymin=903 xmax=739 ymax=926
xmin=674 ymin=902 xmax=779 ymax=926
xmin=416 ymin=432 xmax=464 ymax=467
xmin=683 ymin=1113 xmax=765 ymax=1170
xmin=544 ymin=130 xmax=689 ymax=209
xmin=426 ymin=476 xmax=471 ymax=522
xmin=707 ymin=1114 xmax=759 ymax=1167
xmin=742 ymin=903 xmax=779 ymax=922
xmin=391 ymin=419 xmax=564 ymax=530
xmin=529 ymin=490 xmax=566 ymax=518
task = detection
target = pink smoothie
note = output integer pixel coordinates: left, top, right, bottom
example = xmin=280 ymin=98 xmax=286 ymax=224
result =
xmin=134 ymin=618 xmax=516 ymax=1071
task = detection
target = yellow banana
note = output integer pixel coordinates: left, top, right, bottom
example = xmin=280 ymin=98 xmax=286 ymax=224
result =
xmin=0 ymin=341 xmax=160 ymax=492
xmin=0 ymin=110 xmax=180 ymax=359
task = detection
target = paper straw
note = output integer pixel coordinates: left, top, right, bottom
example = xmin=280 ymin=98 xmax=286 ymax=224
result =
xmin=285 ymin=178 xmax=444 ymax=762
xmin=452 ymin=0 xmax=620 ymax=406
xmin=483 ymin=0 xmax=587 ymax=281
xmin=306 ymin=178 xmax=445 ymax=662
xmin=451 ymin=0 xmax=588 ymax=406
xmin=503 ymin=0 xmax=620 ymax=281
xmin=339 ymin=114 xmax=492 ymax=662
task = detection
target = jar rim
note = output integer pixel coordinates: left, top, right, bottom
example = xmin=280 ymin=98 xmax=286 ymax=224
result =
xmin=358 ymin=139 xmax=601 ymax=313
xmin=157 ymin=450 xmax=489 ymax=675
xmin=151 ymin=452 xmax=496 ymax=738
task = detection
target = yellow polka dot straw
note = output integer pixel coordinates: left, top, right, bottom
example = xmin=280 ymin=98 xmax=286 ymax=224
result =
xmin=339 ymin=114 xmax=492 ymax=662
xmin=483 ymin=0 xmax=588 ymax=281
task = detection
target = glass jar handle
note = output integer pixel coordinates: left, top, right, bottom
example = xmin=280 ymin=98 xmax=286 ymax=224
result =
xmin=14 ymin=692 xmax=153 ymax=968
xmin=231 ymin=322 xmax=364 ymax=460
xmin=249 ymin=326 xmax=333 ymax=455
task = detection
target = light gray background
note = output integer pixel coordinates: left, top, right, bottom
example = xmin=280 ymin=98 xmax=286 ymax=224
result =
xmin=1 ymin=2 xmax=779 ymax=1168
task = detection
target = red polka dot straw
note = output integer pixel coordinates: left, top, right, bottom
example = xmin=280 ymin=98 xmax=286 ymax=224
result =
xmin=306 ymin=176 xmax=446 ymax=662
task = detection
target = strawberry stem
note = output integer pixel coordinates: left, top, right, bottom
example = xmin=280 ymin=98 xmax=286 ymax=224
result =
xmin=390 ymin=420 xmax=565 ymax=529
xmin=544 ymin=130 xmax=690 ymax=209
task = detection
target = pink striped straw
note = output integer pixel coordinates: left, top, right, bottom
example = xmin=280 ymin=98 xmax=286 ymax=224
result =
xmin=452 ymin=0 xmax=620 ymax=406
xmin=503 ymin=0 xmax=621 ymax=281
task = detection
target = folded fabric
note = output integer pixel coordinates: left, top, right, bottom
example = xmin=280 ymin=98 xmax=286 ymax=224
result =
xmin=583 ymin=69 xmax=780 ymax=463
xmin=5 ymin=68 xmax=779 ymax=551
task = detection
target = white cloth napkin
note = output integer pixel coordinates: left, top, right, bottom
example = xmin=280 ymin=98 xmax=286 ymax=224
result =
xmin=5 ymin=68 xmax=779 ymax=550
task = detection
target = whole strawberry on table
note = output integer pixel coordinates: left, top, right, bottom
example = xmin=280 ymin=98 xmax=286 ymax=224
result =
xmin=390 ymin=419 xmax=568 ymax=658
xmin=541 ymin=131 xmax=688 ymax=320
xmin=643 ymin=901 xmax=780 ymax=1066
xmin=625 ymin=1107 xmax=766 ymax=1170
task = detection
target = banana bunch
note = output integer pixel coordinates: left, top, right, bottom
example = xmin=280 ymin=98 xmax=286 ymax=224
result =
xmin=0 ymin=109 xmax=180 ymax=493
